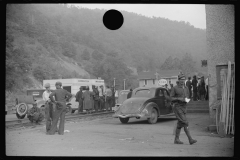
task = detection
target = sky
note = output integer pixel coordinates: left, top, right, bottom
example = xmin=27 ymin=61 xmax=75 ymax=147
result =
xmin=72 ymin=4 xmax=206 ymax=29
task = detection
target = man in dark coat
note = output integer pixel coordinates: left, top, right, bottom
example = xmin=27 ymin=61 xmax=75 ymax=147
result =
xmin=192 ymin=75 xmax=198 ymax=101
xmin=75 ymin=87 xmax=83 ymax=114
xmin=47 ymin=81 xmax=72 ymax=135
xmin=127 ymin=88 xmax=133 ymax=99
xmin=98 ymin=85 xmax=104 ymax=111
xmin=170 ymin=73 xmax=197 ymax=145
xmin=92 ymin=85 xmax=99 ymax=113
xmin=186 ymin=77 xmax=192 ymax=99
xmin=82 ymin=86 xmax=93 ymax=114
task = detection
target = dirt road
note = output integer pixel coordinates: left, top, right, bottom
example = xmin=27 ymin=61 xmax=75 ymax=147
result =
xmin=6 ymin=113 xmax=234 ymax=156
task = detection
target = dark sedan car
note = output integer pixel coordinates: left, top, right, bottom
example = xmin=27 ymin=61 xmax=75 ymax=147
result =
xmin=112 ymin=86 xmax=174 ymax=124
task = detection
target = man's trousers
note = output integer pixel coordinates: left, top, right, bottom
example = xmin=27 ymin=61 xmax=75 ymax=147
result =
xmin=172 ymin=104 xmax=189 ymax=128
xmin=47 ymin=102 xmax=67 ymax=135
xmin=78 ymin=100 xmax=83 ymax=113
xmin=45 ymin=102 xmax=54 ymax=132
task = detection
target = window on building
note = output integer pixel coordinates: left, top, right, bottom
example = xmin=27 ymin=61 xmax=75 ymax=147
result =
xmin=144 ymin=79 xmax=147 ymax=85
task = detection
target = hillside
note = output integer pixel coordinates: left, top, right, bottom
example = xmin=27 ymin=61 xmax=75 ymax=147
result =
xmin=6 ymin=4 xmax=207 ymax=101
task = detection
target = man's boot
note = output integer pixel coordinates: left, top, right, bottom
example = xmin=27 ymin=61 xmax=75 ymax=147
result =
xmin=184 ymin=127 xmax=197 ymax=145
xmin=174 ymin=128 xmax=183 ymax=144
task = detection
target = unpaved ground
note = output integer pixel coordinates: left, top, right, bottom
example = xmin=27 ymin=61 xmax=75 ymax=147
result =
xmin=6 ymin=113 xmax=234 ymax=157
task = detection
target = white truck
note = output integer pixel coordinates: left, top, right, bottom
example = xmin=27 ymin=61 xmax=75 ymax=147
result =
xmin=43 ymin=78 xmax=106 ymax=113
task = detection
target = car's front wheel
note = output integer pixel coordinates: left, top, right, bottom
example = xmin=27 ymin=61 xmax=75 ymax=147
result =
xmin=147 ymin=108 xmax=158 ymax=124
xmin=119 ymin=117 xmax=129 ymax=124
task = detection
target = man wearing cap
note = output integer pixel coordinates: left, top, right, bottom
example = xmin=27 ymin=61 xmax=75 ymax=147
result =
xmin=43 ymin=83 xmax=55 ymax=132
xmin=105 ymin=85 xmax=112 ymax=111
xmin=170 ymin=73 xmax=197 ymax=145
xmin=75 ymin=86 xmax=83 ymax=114
xmin=47 ymin=81 xmax=72 ymax=135
xmin=98 ymin=85 xmax=104 ymax=111
xmin=92 ymin=85 xmax=99 ymax=113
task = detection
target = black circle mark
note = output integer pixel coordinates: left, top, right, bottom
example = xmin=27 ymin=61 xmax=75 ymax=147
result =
xmin=103 ymin=9 xmax=124 ymax=30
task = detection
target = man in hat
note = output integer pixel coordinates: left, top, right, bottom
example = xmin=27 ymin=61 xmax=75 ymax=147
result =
xmin=43 ymin=83 xmax=55 ymax=132
xmin=75 ymin=86 xmax=83 ymax=114
xmin=186 ymin=77 xmax=192 ymax=100
xmin=92 ymin=85 xmax=99 ymax=113
xmin=47 ymin=81 xmax=72 ymax=135
xmin=170 ymin=73 xmax=197 ymax=145
xmin=105 ymin=85 xmax=112 ymax=111
xmin=98 ymin=85 xmax=104 ymax=111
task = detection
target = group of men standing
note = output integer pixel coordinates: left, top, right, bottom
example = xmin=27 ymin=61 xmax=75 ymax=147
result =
xmin=186 ymin=75 xmax=208 ymax=101
xmin=42 ymin=82 xmax=73 ymax=135
xmin=75 ymin=85 xmax=114 ymax=114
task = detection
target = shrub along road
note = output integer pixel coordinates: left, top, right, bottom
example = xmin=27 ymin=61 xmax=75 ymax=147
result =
xmin=6 ymin=113 xmax=234 ymax=156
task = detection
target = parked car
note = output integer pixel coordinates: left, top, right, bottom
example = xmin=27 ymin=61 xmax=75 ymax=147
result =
xmin=15 ymin=89 xmax=72 ymax=119
xmin=112 ymin=86 xmax=174 ymax=124
xmin=112 ymin=90 xmax=130 ymax=111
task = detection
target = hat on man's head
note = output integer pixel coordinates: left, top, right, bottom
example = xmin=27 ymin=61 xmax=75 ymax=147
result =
xmin=178 ymin=72 xmax=186 ymax=81
xmin=44 ymin=83 xmax=50 ymax=88
xmin=55 ymin=81 xmax=62 ymax=86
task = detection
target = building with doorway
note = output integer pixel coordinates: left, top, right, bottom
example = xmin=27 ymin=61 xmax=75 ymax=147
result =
xmin=205 ymin=5 xmax=234 ymax=129
xmin=138 ymin=70 xmax=181 ymax=87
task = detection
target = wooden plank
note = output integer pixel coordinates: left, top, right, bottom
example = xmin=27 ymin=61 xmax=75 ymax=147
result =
xmin=232 ymin=71 xmax=235 ymax=135
xmin=219 ymin=72 xmax=227 ymax=137
xmin=225 ymin=61 xmax=231 ymax=134
xmin=228 ymin=76 xmax=233 ymax=134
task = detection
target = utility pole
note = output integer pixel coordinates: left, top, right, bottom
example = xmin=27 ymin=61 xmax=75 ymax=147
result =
xmin=123 ymin=79 xmax=126 ymax=90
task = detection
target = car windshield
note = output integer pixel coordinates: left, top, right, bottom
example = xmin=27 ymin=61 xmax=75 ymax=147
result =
xmin=133 ymin=89 xmax=152 ymax=98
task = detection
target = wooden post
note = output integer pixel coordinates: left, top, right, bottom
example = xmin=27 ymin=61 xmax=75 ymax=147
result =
xmin=231 ymin=71 xmax=235 ymax=135
xmin=225 ymin=61 xmax=231 ymax=134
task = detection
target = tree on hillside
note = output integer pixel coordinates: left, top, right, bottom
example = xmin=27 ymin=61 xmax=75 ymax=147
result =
xmin=91 ymin=50 xmax=104 ymax=61
xmin=81 ymin=48 xmax=90 ymax=60
xmin=92 ymin=56 xmax=133 ymax=88
xmin=180 ymin=53 xmax=196 ymax=75
xmin=160 ymin=56 xmax=173 ymax=70
xmin=106 ymin=51 xmax=119 ymax=58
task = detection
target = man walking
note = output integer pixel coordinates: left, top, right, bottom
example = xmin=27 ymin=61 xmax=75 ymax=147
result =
xmin=75 ymin=86 xmax=83 ymax=114
xmin=47 ymin=82 xmax=72 ymax=135
xmin=170 ymin=73 xmax=197 ymax=145
xmin=186 ymin=77 xmax=192 ymax=99
xmin=105 ymin=85 xmax=112 ymax=111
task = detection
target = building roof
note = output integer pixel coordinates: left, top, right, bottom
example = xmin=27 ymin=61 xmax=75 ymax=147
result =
xmin=138 ymin=70 xmax=181 ymax=80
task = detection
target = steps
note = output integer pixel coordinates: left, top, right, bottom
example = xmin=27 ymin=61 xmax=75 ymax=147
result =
xmin=186 ymin=100 xmax=209 ymax=113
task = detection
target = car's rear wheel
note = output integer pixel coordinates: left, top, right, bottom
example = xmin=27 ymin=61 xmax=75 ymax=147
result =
xmin=16 ymin=103 xmax=28 ymax=119
xmin=147 ymin=108 xmax=158 ymax=124
xmin=119 ymin=117 xmax=129 ymax=124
